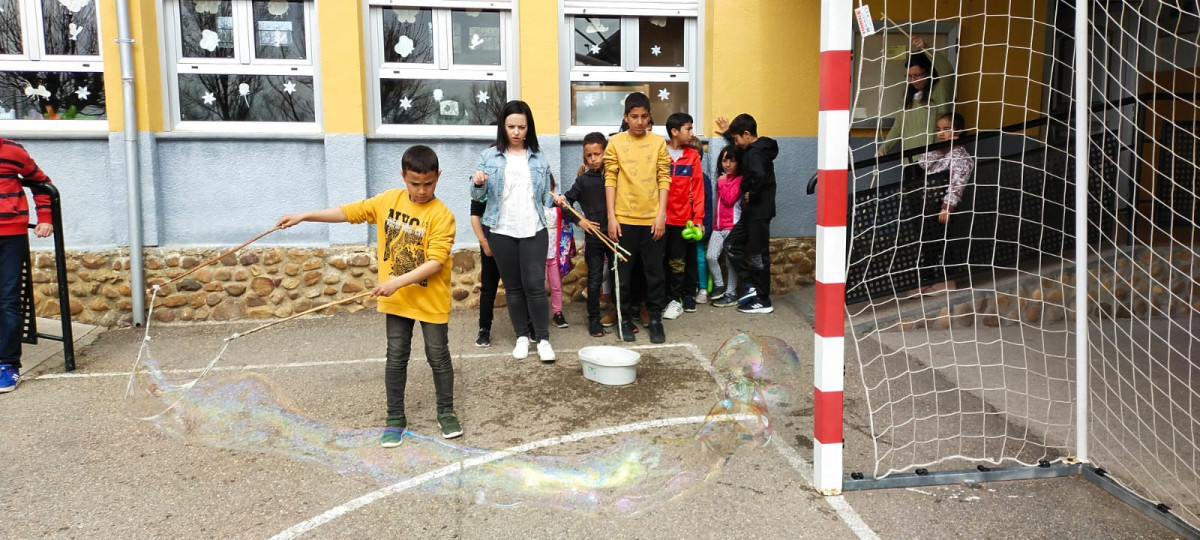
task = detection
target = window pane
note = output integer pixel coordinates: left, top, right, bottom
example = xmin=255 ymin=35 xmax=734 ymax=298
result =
xmin=0 ymin=70 xmax=106 ymax=120
xmin=570 ymin=81 xmax=687 ymax=126
xmin=0 ymin=0 xmax=22 ymax=55
xmin=450 ymin=10 xmax=500 ymax=66
xmin=178 ymin=73 xmax=315 ymax=121
xmin=42 ymin=0 xmax=99 ymax=56
xmin=638 ymin=17 xmax=684 ymax=68
xmin=179 ymin=0 xmax=234 ymax=59
xmin=573 ymin=16 xmax=619 ymax=67
xmin=382 ymin=7 xmax=433 ymax=64
xmin=380 ymin=78 xmax=505 ymax=125
xmin=252 ymin=0 xmax=307 ymax=60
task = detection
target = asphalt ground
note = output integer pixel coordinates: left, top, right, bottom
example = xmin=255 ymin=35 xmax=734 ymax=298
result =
xmin=1 ymin=289 xmax=1179 ymax=539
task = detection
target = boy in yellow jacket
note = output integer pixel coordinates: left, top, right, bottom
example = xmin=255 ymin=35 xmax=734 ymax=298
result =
xmin=276 ymin=145 xmax=459 ymax=447
xmin=605 ymin=92 xmax=672 ymax=344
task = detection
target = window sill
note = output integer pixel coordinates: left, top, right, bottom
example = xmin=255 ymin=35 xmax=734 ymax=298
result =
xmin=154 ymin=131 xmax=326 ymax=141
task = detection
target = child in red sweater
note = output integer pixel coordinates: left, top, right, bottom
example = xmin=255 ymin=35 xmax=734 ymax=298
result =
xmin=0 ymin=138 xmax=55 ymax=393
xmin=661 ymin=112 xmax=705 ymax=320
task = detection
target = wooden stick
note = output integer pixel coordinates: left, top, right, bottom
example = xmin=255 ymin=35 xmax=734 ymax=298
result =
xmin=556 ymin=200 xmax=630 ymax=259
xmin=151 ymin=226 xmax=282 ymax=292
xmin=882 ymin=15 xmax=913 ymax=42
xmin=227 ymin=291 xmax=373 ymax=341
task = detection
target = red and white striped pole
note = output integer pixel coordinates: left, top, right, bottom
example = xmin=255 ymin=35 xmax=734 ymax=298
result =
xmin=814 ymin=0 xmax=851 ymax=495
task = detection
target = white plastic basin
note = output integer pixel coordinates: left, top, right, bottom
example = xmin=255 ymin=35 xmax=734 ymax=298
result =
xmin=578 ymin=346 xmax=641 ymax=386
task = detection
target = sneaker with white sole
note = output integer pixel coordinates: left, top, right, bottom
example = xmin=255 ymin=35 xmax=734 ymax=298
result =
xmin=737 ymin=296 xmax=774 ymax=314
xmin=536 ymin=339 xmax=556 ymax=363
xmin=696 ymin=289 xmax=709 ymax=304
xmin=437 ymin=411 xmax=463 ymax=439
xmin=662 ymin=299 xmax=684 ymax=320
xmin=513 ymin=336 xmax=530 ymax=359
xmin=738 ymin=286 xmax=759 ymax=303
xmin=0 ymin=365 xmax=18 ymax=393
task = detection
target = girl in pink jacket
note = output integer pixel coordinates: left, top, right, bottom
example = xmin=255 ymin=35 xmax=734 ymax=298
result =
xmin=707 ymin=146 xmax=742 ymax=303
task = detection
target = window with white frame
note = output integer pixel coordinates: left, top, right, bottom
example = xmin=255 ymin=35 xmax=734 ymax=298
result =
xmin=368 ymin=1 xmax=514 ymax=132
xmin=0 ymin=0 xmax=105 ymax=124
xmin=164 ymin=0 xmax=317 ymax=126
xmin=565 ymin=2 xmax=699 ymax=134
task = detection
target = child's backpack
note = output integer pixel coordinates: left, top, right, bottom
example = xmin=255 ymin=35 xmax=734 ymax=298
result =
xmin=556 ymin=209 xmax=577 ymax=277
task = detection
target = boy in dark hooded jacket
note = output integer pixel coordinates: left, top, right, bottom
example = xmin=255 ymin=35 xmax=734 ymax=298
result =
xmin=712 ymin=113 xmax=779 ymax=313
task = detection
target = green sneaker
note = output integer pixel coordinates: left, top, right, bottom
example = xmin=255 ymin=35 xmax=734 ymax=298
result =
xmin=381 ymin=416 xmax=406 ymax=448
xmin=437 ymin=411 xmax=463 ymax=439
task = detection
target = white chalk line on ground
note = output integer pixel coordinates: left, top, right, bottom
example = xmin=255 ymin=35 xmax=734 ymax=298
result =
xmin=45 ymin=338 xmax=876 ymax=538
xmin=269 ymin=414 xmax=751 ymax=540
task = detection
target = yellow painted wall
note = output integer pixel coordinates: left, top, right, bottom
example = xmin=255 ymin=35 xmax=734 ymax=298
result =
xmin=318 ymin=3 xmax=368 ymax=134
xmin=103 ymin=0 xmax=165 ymax=133
xmin=518 ymin=0 xmax=560 ymax=133
xmin=706 ymin=1 xmax=819 ymax=137
xmin=851 ymin=0 xmax=1049 ymax=137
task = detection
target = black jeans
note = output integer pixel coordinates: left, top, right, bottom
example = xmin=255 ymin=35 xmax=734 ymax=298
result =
xmin=477 ymin=249 xmax=500 ymax=331
xmin=616 ymin=224 xmax=666 ymax=320
xmin=385 ymin=315 xmax=454 ymax=419
xmin=489 ymin=229 xmax=550 ymax=341
xmin=583 ymin=234 xmax=612 ymax=322
xmin=727 ymin=218 xmax=772 ymax=300
xmin=0 ymin=235 xmax=27 ymax=368
xmin=664 ymin=225 xmax=698 ymax=301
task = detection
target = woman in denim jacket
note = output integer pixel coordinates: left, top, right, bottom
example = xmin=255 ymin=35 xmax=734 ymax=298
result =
xmin=470 ymin=100 xmax=558 ymax=363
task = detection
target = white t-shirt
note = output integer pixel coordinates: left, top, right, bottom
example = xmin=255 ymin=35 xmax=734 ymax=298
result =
xmin=490 ymin=149 xmax=541 ymax=238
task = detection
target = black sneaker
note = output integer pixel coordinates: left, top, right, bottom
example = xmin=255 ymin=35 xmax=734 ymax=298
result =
xmin=648 ymin=318 xmax=666 ymax=344
xmin=620 ymin=320 xmax=637 ymax=342
xmin=588 ymin=319 xmax=605 ymax=337
xmin=712 ymin=294 xmax=738 ymax=308
xmin=553 ymin=311 xmax=569 ymax=328
xmin=683 ymin=296 xmax=697 ymax=312
xmin=738 ymin=286 xmax=759 ymax=303
xmin=475 ymin=328 xmax=491 ymax=348
xmin=710 ymin=286 xmax=728 ymax=301
xmin=737 ymin=296 xmax=774 ymax=314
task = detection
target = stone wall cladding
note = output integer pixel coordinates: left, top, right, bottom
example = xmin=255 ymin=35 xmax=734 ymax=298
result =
xmin=31 ymin=237 xmax=818 ymax=327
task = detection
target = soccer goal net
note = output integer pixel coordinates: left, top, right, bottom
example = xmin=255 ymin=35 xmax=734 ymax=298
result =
xmin=819 ymin=0 xmax=1200 ymax=532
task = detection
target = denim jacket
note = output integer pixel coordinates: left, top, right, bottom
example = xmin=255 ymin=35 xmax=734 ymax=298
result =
xmin=469 ymin=146 xmax=555 ymax=230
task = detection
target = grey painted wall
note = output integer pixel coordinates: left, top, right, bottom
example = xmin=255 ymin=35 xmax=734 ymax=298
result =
xmin=19 ymin=132 xmax=812 ymax=253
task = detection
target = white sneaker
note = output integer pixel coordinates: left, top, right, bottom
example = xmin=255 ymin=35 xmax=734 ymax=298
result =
xmin=536 ymin=339 xmax=556 ymax=363
xmin=696 ymin=289 xmax=709 ymax=304
xmin=513 ymin=336 xmax=530 ymax=360
xmin=663 ymin=299 xmax=684 ymax=320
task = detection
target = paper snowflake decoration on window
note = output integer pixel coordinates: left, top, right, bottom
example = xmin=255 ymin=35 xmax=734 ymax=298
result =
xmin=75 ymin=86 xmax=90 ymax=101
xmin=657 ymin=88 xmax=670 ymax=101
xmin=202 ymin=91 xmax=216 ymax=105
xmin=589 ymin=44 xmax=600 ymax=55
xmin=468 ymin=34 xmax=485 ymax=50
xmin=475 ymin=90 xmax=489 ymax=103
xmin=432 ymin=89 xmax=444 ymax=102
xmin=392 ymin=8 xmax=418 ymax=23
xmin=398 ymin=96 xmax=413 ymax=110
xmin=582 ymin=94 xmax=597 ymax=108
xmin=650 ymin=45 xmax=662 ymax=56
xmin=282 ymin=80 xmax=297 ymax=95
xmin=394 ymin=35 xmax=414 ymax=58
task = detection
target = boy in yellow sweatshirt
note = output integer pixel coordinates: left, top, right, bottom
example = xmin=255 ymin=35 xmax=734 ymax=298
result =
xmin=276 ymin=145 xmax=460 ymax=447
xmin=604 ymin=92 xmax=672 ymax=344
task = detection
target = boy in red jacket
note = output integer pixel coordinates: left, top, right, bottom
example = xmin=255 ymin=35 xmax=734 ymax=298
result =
xmin=661 ymin=112 xmax=705 ymax=319
xmin=0 ymin=138 xmax=55 ymax=393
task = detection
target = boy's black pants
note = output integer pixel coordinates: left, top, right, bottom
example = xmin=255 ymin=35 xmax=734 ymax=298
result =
xmin=615 ymin=224 xmax=666 ymax=320
xmin=726 ymin=218 xmax=772 ymax=301
xmin=664 ymin=225 xmax=698 ymax=301
xmin=385 ymin=314 xmax=454 ymax=419
xmin=0 ymin=234 xmax=26 ymax=368
xmin=477 ymin=249 xmax=500 ymax=331
xmin=583 ymin=234 xmax=611 ymax=322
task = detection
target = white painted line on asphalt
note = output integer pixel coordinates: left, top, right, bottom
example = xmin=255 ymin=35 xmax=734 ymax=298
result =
xmin=34 ymin=343 xmax=693 ymax=380
xmin=269 ymin=414 xmax=752 ymax=540
xmin=680 ymin=342 xmax=879 ymax=540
